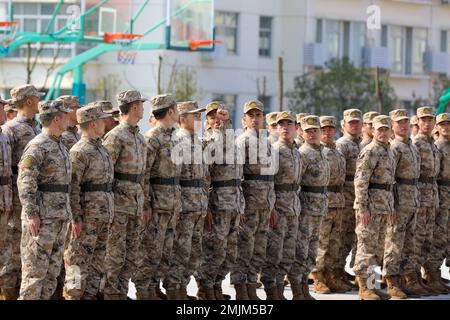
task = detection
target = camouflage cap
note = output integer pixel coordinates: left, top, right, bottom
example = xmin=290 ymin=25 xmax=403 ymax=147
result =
xmin=93 ymin=100 xmax=120 ymax=114
xmin=301 ymin=115 xmax=321 ymax=130
xmin=149 ymin=93 xmax=176 ymax=112
xmin=363 ymin=111 xmax=380 ymax=124
xmin=177 ymin=101 xmax=206 ymax=115
xmin=4 ymin=99 xmax=16 ymax=112
xmin=76 ymin=103 xmax=112 ymax=124
xmin=436 ymin=113 xmax=450 ymax=125
xmin=296 ymin=113 xmax=308 ymax=124
xmin=343 ymin=108 xmax=362 ymax=122
xmin=319 ymin=116 xmax=337 ymax=128
xmin=38 ymin=100 xmax=72 ymax=115
xmin=56 ymin=95 xmax=80 ymax=111
xmin=372 ymin=115 xmax=392 ymax=130
xmin=416 ymin=106 xmax=435 ymax=119
xmin=266 ymin=112 xmax=279 ymax=126
xmin=276 ymin=111 xmax=296 ymax=123
xmin=117 ymin=90 xmax=148 ymax=107
xmin=410 ymin=115 xmax=419 ymax=126
xmin=10 ymin=84 xmax=45 ymax=102
xmin=389 ymin=109 xmax=409 ymax=122
xmin=205 ymin=101 xmax=225 ymax=115
xmin=244 ymin=100 xmax=264 ymax=114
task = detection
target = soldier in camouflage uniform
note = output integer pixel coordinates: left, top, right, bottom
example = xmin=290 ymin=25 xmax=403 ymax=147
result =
xmin=99 ymin=101 xmax=120 ymax=135
xmin=426 ymin=113 xmax=450 ymax=293
xmin=17 ymin=100 xmax=72 ymax=300
xmin=102 ymin=90 xmax=150 ymax=300
xmin=57 ymin=95 xmax=81 ymax=150
xmin=295 ymin=113 xmax=308 ymax=147
xmin=1 ymin=85 xmax=43 ymax=300
xmin=63 ymin=103 xmax=114 ymax=300
xmin=164 ymin=101 xmax=208 ymax=300
xmin=412 ymin=107 xmax=443 ymax=294
xmin=312 ymin=116 xmax=350 ymax=293
xmin=266 ymin=112 xmax=279 ymax=145
xmin=133 ymin=94 xmax=181 ymax=300
xmin=361 ymin=112 xmax=379 ymax=150
xmin=382 ymin=109 xmax=421 ymax=299
xmin=353 ymin=115 xmax=395 ymax=300
xmin=197 ymin=102 xmax=244 ymax=300
xmin=0 ymin=99 xmax=13 ymax=300
xmin=231 ymin=101 xmax=276 ymax=300
xmin=335 ymin=109 xmax=362 ymax=287
xmin=288 ymin=115 xmax=330 ymax=300
xmin=410 ymin=116 xmax=419 ymax=138
xmin=261 ymin=111 xmax=301 ymax=300
xmin=4 ymin=99 xmax=17 ymax=123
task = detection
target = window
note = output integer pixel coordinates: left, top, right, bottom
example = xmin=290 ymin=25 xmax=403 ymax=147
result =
xmin=324 ymin=20 xmax=341 ymax=60
xmin=211 ymin=93 xmax=238 ymax=126
xmin=441 ymin=30 xmax=450 ymax=53
xmin=389 ymin=26 xmax=405 ymax=74
xmin=258 ymin=96 xmax=272 ymax=112
xmin=412 ymin=28 xmax=427 ymax=74
xmin=259 ymin=16 xmax=272 ymax=57
xmin=215 ymin=11 xmax=239 ymax=54
xmin=350 ymin=22 xmax=366 ymax=67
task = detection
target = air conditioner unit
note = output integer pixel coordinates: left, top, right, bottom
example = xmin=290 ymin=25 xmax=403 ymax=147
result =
xmin=303 ymin=43 xmax=327 ymax=67
xmin=424 ymin=51 xmax=449 ymax=74
xmin=363 ymin=47 xmax=391 ymax=69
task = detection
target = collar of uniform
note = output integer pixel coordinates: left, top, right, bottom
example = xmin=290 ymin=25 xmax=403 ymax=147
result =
xmin=279 ymin=138 xmax=296 ymax=149
xmin=43 ymin=131 xmax=61 ymax=143
xmin=16 ymin=114 xmax=36 ymax=127
xmin=67 ymin=126 xmax=78 ymax=133
xmin=395 ymin=135 xmax=411 ymax=145
xmin=321 ymin=141 xmax=335 ymax=149
xmin=178 ymin=127 xmax=194 ymax=139
xmin=82 ymin=135 xmax=102 ymax=147
xmin=374 ymin=139 xmax=390 ymax=149
xmin=156 ymin=121 xmax=176 ymax=132
xmin=121 ymin=121 xmax=140 ymax=134
xmin=416 ymin=132 xmax=434 ymax=143
xmin=305 ymin=141 xmax=323 ymax=151
xmin=344 ymin=132 xmax=361 ymax=144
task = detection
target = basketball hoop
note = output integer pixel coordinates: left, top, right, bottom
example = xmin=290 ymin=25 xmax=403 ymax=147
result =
xmin=104 ymin=33 xmax=143 ymax=65
xmin=0 ymin=21 xmax=18 ymax=52
xmin=188 ymin=39 xmax=223 ymax=51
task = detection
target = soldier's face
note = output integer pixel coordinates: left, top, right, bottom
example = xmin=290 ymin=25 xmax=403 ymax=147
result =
xmin=243 ymin=109 xmax=264 ymax=130
xmin=278 ymin=120 xmax=295 ymax=140
xmin=437 ymin=121 xmax=450 ymax=138
xmin=344 ymin=120 xmax=362 ymax=136
xmin=321 ymin=126 xmax=336 ymax=144
xmin=57 ymin=112 xmax=69 ymax=132
xmin=0 ymin=104 xmax=6 ymax=125
xmin=68 ymin=110 xmax=78 ymax=125
xmin=95 ymin=119 xmax=106 ymax=136
xmin=104 ymin=117 xmax=118 ymax=133
xmin=268 ymin=123 xmax=278 ymax=134
xmin=418 ymin=116 xmax=435 ymax=135
xmin=393 ymin=119 xmax=410 ymax=137
xmin=206 ymin=110 xmax=222 ymax=130
xmin=133 ymin=101 xmax=144 ymax=120
xmin=27 ymin=96 xmax=40 ymax=114
xmin=296 ymin=125 xmax=303 ymax=137
xmin=6 ymin=110 xmax=17 ymax=121
xmin=181 ymin=113 xmax=200 ymax=133
xmin=374 ymin=127 xmax=391 ymax=144
xmin=303 ymin=128 xmax=321 ymax=145
xmin=410 ymin=125 xmax=419 ymax=137
xmin=363 ymin=123 xmax=374 ymax=138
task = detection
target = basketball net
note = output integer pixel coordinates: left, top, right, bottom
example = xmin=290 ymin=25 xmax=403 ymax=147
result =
xmin=115 ymin=39 xmax=138 ymax=65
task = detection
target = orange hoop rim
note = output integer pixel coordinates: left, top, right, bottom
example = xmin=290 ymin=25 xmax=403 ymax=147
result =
xmin=188 ymin=39 xmax=223 ymax=51
xmin=0 ymin=21 xmax=18 ymax=27
xmin=103 ymin=32 xmax=143 ymax=44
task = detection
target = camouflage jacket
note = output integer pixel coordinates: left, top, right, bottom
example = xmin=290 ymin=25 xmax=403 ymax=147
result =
xmin=0 ymin=127 xmax=12 ymax=215
xmin=61 ymin=126 xmax=81 ymax=151
xmin=360 ymin=137 xmax=372 ymax=150
xmin=391 ymin=136 xmax=421 ymax=210
xmin=145 ymin=123 xmax=182 ymax=213
xmin=354 ymin=140 xmax=395 ymax=215
xmin=413 ymin=133 xmax=440 ymax=208
xmin=336 ymin=133 xmax=361 ymax=206
xmin=103 ymin=121 xmax=147 ymax=215
xmin=204 ymin=120 xmax=245 ymax=214
xmin=268 ymin=133 xmax=279 ymax=145
xmin=299 ymin=142 xmax=330 ymax=216
xmin=322 ymin=141 xmax=346 ymax=209
xmin=236 ymin=129 xmax=276 ymax=212
xmin=17 ymin=132 xmax=72 ymax=221
xmin=70 ymin=136 xmax=114 ymax=224
xmin=294 ymin=136 xmax=304 ymax=148
xmin=175 ymin=128 xmax=209 ymax=214
xmin=273 ymin=139 xmax=302 ymax=216
xmin=435 ymin=138 xmax=450 ymax=208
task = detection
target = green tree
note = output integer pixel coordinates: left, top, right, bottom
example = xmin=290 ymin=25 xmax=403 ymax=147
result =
xmin=286 ymin=58 xmax=397 ymax=119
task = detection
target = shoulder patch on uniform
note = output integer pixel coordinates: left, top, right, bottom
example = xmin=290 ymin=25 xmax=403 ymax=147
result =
xmin=21 ymin=155 xmax=35 ymax=169
xmin=360 ymin=161 xmax=370 ymax=170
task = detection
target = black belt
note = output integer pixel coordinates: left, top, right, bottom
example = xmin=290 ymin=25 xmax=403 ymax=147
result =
xmin=12 ymin=165 xmax=18 ymax=175
xmin=301 ymin=185 xmax=327 ymax=194
xmin=419 ymin=176 xmax=437 ymax=184
xmin=396 ymin=178 xmax=418 ymax=186
xmin=244 ymin=174 xmax=274 ymax=182
xmin=212 ymin=179 xmax=241 ymax=188
xmin=0 ymin=176 xmax=11 ymax=185
xmin=437 ymin=179 xmax=450 ymax=187
xmin=369 ymin=183 xmax=393 ymax=192
xmin=327 ymin=185 xmax=343 ymax=193
xmin=180 ymin=179 xmax=204 ymax=188
xmin=81 ymin=183 xmax=113 ymax=193
xmin=345 ymin=175 xmax=354 ymax=182
xmin=150 ymin=177 xmax=180 ymax=185
xmin=38 ymin=184 xmax=70 ymax=193
xmin=114 ymin=172 xmax=143 ymax=183
xmin=275 ymin=183 xmax=299 ymax=192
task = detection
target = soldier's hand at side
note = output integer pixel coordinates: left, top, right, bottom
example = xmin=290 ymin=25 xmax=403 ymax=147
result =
xmin=142 ymin=209 xmax=152 ymax=227
xmin=270 ymin=209 xmax=279 ymax=229
xmin=388 ymin=212 xmax=396 ymax=226
xmin=72 ymin=222 xmax=82 ymax=239
xmin=361 ymin=212 xmax=370 ymax=228
xmin=28 ymin=217 xmax=40 ymax=237
xmin=205 ymin=211 xmax=213 ymax=232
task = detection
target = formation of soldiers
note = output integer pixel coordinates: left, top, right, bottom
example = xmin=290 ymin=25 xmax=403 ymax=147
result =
xmin=0 ymin=84 xmax=449 ymax=300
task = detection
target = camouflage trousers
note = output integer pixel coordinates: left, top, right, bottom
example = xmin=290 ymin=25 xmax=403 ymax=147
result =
xmin=337 ymin=205 xmax=357 ymax=270
xmin=197 ymin=210 xmax=239 ymax=289
xmin=0 ymin=207 xmax=22 ymax=290
xmin=163 ymin=211 xmax=204 ymax=289
xmin=414 ymin=206 xmax=436 ymax=269
xmin=447 ymin=212 xmax=450 ymax=268
xmin=313 ymin=207 xmax=344 ymax=273
xmin=261 ymin=214 xmax=299 ymax=289
xmin=230 ymin=209 xmax=271 ymax=285
xmin=19 ymin=219 xmax=68 ymax=300
xmin=288 ymin=214 xmax=323 ymax=284
xmin=382 ymin=208 xmax=417 ymax=276
xmin=104 ymin=211 xmax=143 ymax=297
xmin=63 ymin=216 xmax=109 ymax=299
xmin=424 ymin=207 xmax=449 ymax=272
xmin=133 ymin=209 xmax=177 ymax=291
xmin=353 ymin=212 xmax=387 ymax=277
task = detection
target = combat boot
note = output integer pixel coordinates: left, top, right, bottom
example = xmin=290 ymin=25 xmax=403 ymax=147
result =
xmin=324 ymin=271 xmax=349 ymax=293
xmin=246 ymin=283 xmax=261 ymax=300
xmin=214 ymin=284 xmax=231 ymax=300
xmin=311 ymin=272 xmax=331 ymax=294
xmin=417 ymin=272 xmax=439 ymax=296
xmin=166 ymin=288 xmax=180 ymax=300
xmin=356 ymin=276 xmax=380 ymax=300
xmin=385 ymin=275 xmax=407 ymax=299
xmin=277 ymin=283 xmax=287 ymax=300
xmin=290 ymin=282 xmax=305 ymax=300
xmin=234 ymin=284 xmax=249 ymax=300
xmin=205 ymin=287 xmax=216 ymax=300
xmin=337 ymin=268 xmax=358 ymax=290
xmin=155 ymin=286 xmax=167 ymax=300
xmin=404 ymin=273 xmax=429 ymax=297
xmin=103 ymin=294 xmax=123 ymax=300
xmin=179 ymin=285 xmax=197 ymax=300
xmin=424 ymin=271 xmax=450 ymax=294
xmin=264 ymin=285 xmax=280 ymax=300
xmin=302 ymin=282 xmax=316 ymax=300
xmin=146 ymin=287 xmax=162 ymax=300
xmin=1 ymin=287 xmax=19 ymax=300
